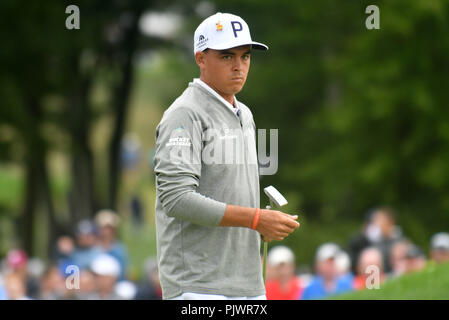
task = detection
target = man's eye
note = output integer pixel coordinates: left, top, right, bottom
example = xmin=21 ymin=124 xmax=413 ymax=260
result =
xmin=222 ymin=55 xmax=232 ymax=60
xmin=242 ymin=54 xmax=250 ymax=60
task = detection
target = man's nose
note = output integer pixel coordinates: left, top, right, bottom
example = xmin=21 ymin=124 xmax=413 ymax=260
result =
xmin=232 ymin=58 xmax=242 ymax=71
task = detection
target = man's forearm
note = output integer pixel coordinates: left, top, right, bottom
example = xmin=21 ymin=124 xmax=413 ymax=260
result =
xmin=167 ymin=194 xmax=300 ymax=241
xmin=220 ymin=204 xmax=300 ymax=242
xmin=219 ymin=204 xmax=256 ymax=229
xmin=165 ymin=191 xmax=227 ymax=227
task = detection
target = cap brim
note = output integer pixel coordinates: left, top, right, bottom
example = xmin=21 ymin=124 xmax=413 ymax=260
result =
xmin=207 ymin=41 xmax=269 ymax=51
xmin=251 ymin=41 xmax=269 ymax=50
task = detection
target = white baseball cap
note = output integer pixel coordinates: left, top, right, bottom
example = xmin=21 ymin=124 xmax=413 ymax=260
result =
xmin=267 ymin=246 xmax=295 ymax=266
xmin=335 ymin=250 xmax=351 ymax=273
xmin=91 ymin=254 xmax=121 ymax=277
xmin=115 ymin=280 xmax=137 ymax=300
xmin=315 ymin=243 xmax=341 ymax=262
xmin=431 ymin=232 xmax=449 ymax=251
xmin=193 ymin=12 xmax=268 ymax=54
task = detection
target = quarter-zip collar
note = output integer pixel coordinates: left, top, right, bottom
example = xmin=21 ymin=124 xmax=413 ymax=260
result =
xmin=193 ymin=78 xmax=241 ymax=117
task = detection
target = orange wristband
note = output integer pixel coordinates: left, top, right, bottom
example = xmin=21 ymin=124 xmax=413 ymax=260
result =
xmin=251 ymin=208 xmax=261 ymax=230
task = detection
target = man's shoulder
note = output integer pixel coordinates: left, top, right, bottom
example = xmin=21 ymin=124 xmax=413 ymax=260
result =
xmin=166 ymin=85 xmax=198 ymax=112
xmin=237 ymin=100 xmax=250 ymax=110
xmin=162 ymin=83 xmax=207 ymax=120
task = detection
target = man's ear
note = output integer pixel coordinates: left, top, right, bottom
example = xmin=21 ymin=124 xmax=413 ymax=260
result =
xmin=195 ymin=51 xmax=206 ymax=68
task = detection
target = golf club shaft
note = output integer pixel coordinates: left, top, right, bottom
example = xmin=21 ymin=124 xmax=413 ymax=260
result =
xmin=263 ymin=241 xmax=268 ymax=283
xmin=262 ymin=202 xmax=274 ymax=284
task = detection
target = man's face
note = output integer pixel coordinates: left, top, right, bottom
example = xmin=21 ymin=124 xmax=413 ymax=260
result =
xmin=432 ymin=249 xmax=449 ymax=263
xmin=79 ymin=270 xmax=96 ymax=293
xmin=373 ymin=211 xmax=395 ymax=237
xmin=77 ymin=233 xmax=96 ymax=248
xmin=391 ymin=242 xmax=408 ymax=273
xmin=358 ymin=251 xmax=383 ymax=276
xmin=276 ymin=262 xmax=295 ymax=281
xmin=95 ymin=274 xmax=117 ymax=294
xmin=99 ymin=225 xmax=116 ymax=241
xmin=317 ymin=258 xmax=337 ymax=280
xmin=195 ymin=45 xmax=251 ymax=98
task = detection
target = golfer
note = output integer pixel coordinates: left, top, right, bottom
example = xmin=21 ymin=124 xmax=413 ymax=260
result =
xmin=154 ymin=12 xmax=300 ymax=300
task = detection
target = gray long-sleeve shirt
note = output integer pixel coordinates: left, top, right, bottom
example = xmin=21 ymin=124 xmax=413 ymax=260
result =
xmin=154 ymin=80 xmax=264 ymax=299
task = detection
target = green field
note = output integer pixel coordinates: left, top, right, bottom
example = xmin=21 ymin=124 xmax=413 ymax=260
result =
xmin=334 ymin=261 xmax=449 ymax=300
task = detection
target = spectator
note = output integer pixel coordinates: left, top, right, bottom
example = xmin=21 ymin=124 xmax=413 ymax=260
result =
xmin=134 ymin=258 xmax=162 ymax=300
xmin=95 ymin=209 xmax=129 ymax=280
xmin=130 ymin=195 xmax=144 ymax=228
xmin=74 ymin=269 xmax=97 ymax=300
xmin=265 ymin=246 xmax=303 ymax=300
xmin=3 ymin=272 xmax=31 ymax=300
xmin=70 ymin=220 xmax=103 ymax=271
xmin=347 ymin=209 xmax=378 ymax=274
xmin=4 ymin=249 xmax=40 ymax=299
xmin=121 ymin=132 xmax=141 ymax=171
xmin=353 ymin=247 xmax=385 ymax=290
xmin=371 ymin=207 xmax=403 ymax=273
xmin=335 ymin=250 xmax=354 ymax=285
xmin=336 ymin=250 xmax=351 ymax=275
xmin=115 ymin=280 xmax=137 ymax=300
xmin=389 ymin=239 xmax=410 ymax=277
xmin=404 ymin=245 xmax=426 ymax=273
xmin=301 ymin=243 xmax=353 ymax=299
xmin=0 ymin=274 xmax=7 ymax=300
xmin=90 ymin=254 xmax=122 ymax=300
xmin=430 ymin=232 xmax=449 ymax=264
xmin=53 ymin=235 xmax=75 ymax=271
xmin=40 ymin=265 xmax=68 ymax=300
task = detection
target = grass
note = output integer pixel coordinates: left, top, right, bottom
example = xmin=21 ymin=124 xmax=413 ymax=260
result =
xmin=333 ymin=261 xmax=449 ymax=300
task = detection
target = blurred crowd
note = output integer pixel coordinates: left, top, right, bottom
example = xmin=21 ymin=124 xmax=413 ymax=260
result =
xmin=1 ymin=206 xmax=448 ymax=300
xmin=265 ymin=207 xmax=449 ymax=300
xmin=0 ymin=209 xmax=161 ymax=300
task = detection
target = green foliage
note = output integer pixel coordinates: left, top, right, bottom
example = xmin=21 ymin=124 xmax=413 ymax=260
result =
xmin=134 ymin=50 xmax=198 ymax=108
xmin=0 ymin=165 xmax=23 ymax=212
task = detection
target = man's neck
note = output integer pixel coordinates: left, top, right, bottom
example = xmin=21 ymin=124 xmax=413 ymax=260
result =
xmin=199 ymin=77 xmax=235 ymax=106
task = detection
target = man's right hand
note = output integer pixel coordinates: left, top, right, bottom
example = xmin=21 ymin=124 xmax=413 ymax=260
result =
xmin=256 ymin=209 xmax=300 ymax=242
xmin=219 ymin=204 xmax=300 ymax=242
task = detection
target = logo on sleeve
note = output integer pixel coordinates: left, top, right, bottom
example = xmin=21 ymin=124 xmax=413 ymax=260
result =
xmin=166 ymin=137 xmax=191 ymax=147
xmin=166 ymin=126 xmax=191 ymax=147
